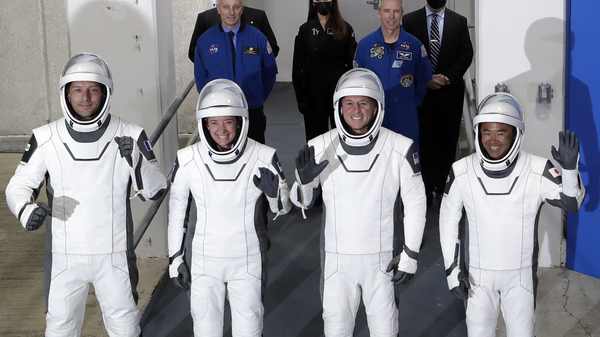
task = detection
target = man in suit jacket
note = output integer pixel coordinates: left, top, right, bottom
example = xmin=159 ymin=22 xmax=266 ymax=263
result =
xmin=188 ymin=5 xmax=279 ymax=62
xmin=402 ymin=0 xmax=473 ymax=206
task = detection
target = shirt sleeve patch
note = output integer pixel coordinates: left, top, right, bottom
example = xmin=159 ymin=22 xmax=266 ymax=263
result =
xmin=421 ymin=45 xmax=428 ymax=57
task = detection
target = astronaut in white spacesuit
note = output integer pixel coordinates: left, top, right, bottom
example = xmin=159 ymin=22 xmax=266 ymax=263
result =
xmin=290 ymin=68 xmax=427 ymax=337
xmin=439 ymin=92 xmax=585 ymax=337
xmin=5 ymin=52 xmax=168 ymax=337
xmin=167 ymin=79 xmax=291 ymax=337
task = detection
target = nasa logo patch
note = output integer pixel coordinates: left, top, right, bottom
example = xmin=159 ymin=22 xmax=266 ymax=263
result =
xmin=209 ymin=44 xmax=219 ymax=55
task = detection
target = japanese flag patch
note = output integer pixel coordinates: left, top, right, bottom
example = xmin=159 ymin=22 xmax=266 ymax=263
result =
xmin=548 ymin=167 xmax=561 ymax=178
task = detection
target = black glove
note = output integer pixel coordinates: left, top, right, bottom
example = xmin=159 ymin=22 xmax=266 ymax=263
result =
xmin=295 ymin=144 xmax=329 ymax=185
xmin=26 ymin=202 xmax=51 ymax=231
xmin=171 ymin=262 xmax=191 ymax=291
xmin=385 ymin=255 xmax=415 ymax=286
xmin=551 ymin=130 xmax=579 ymax=170
xmin=253 ymin=167 xmax=279 ymax=198
xmin=114 ymin=136 xmax=134 ymax=167
xmin=450 ymin=271 xmax=470 ymax=300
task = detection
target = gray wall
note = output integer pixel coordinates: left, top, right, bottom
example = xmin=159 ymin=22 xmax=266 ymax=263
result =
xmin=0 ymin=0 xmax=69 ymax=152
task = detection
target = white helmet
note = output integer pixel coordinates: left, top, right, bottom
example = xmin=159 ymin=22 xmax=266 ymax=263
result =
xmin=333 ymin=68 xmax=385 ymax=147
xmin=59 ymin=53 xmax=113 ymax=132
xmin=196 ymin=79 xmax=249 ymax=163
xmin=473 ymin=92 xmax=525 ymax=171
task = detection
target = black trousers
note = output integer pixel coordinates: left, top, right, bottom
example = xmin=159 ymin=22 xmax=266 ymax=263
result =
xmin=418 ymin=84 xmax=465 ymax=200
xmin=248 ymin=106 xmax=267 ymax=144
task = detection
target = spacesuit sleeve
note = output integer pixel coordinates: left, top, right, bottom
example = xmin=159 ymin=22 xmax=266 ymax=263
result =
xmin=397 ymin=142 xmax=427 ymax=273
xmin=131 ymin=131 xmax=167 ymax=201
xmin=541 ymin=160 xmax=585 ymax=213
xmin=439 ymin=165 xmax=465 ymax=290
xmin=6 ymin=134 xmax=49 ymax=229
xmin=168 ymin=156 xmax=189 ymax=260
xmin=266 ymin=152 xmax=292 ymax=217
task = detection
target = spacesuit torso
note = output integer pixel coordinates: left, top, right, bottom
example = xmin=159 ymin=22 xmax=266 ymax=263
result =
xmin=441 ymin=150 xmax=583 ymax=270
xmin=293 ymin=128 xmax=426 ymax=256
xmin=6 ymin=115 xmax=166 ymax=255
xmin=169 ymin=138 xmax=285 ymax=258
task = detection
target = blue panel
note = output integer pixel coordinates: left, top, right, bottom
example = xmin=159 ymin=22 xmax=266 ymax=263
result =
xmin=566 ymin=0 xmax=600 ymax=279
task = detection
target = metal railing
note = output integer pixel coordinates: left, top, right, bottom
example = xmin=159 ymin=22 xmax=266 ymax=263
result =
xmin=133 ymin=78 xmax=198 ymax=249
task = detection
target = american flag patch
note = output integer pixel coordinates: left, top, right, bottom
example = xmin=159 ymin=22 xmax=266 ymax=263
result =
xmin=144 ymin=140 xmax=153 ymax=152
xmin=549 ymin=167 xmax=561 ymax=178
xmin=421 ymin=45 xmax=427 ymax=57
xmin=267 ymin=41 xmax=273 ymax=54
xmin=413 ymin=152 xmax=420 ymax=165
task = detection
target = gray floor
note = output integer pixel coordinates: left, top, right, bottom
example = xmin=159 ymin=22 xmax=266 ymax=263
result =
xmin=1 ymin=83 xmax=600 ymax=336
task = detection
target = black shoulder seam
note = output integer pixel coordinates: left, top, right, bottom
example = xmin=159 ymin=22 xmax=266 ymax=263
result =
xmin=20 ymin=134 xmax=38 ymax=164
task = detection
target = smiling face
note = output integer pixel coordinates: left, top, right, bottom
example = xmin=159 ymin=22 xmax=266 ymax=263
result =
xmin=67 ymin=81 xmax=104 ymax=121
xmin=341 ymin=96 xmax=377 ymax=136
xmin=217 ymin=0 xmax=244 ymax=30
xmin=207 ymin=116 xmax=238 ymax=151
xmin=480 ymin=122 xmax=515 ymax=160
xmin=378 ymin=0 xmax=403 ymax=32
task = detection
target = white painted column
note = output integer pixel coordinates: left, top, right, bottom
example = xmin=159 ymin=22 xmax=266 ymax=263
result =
xmin=65 ymin=0 xmax=178 ymax=257
xmin=476 ymin=0 xmax=566 ymax=267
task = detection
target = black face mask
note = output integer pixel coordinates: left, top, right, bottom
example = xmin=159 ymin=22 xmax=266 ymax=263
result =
xmin=427 ymin=0 xmax=446 ymax=10
xmin=314 ymin=1 xmax=333 ymax=16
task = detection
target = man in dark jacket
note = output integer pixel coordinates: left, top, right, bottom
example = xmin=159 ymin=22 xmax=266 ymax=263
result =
xmin=188 ymin=4 xmax=279 ymax=62
xmin=402 ymin=0 xmax=473 ymax=206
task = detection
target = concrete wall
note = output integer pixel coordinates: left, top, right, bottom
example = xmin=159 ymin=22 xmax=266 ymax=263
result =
xmin=0 ymin=0 xmax=69 ymax=152
xmin=476 ymin=0 xmax=566 ymax=267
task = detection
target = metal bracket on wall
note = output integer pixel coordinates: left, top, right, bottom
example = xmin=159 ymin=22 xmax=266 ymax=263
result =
xmin=366 ymin=0 xmax=379 ymax=10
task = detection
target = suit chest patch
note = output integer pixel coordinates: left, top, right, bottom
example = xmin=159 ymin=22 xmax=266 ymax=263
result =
xmin=370 ymin=44 xmax=385 ymax=59
xmin=400 ymin=74 xmax=414 ymax=88
xmin=209 ymin=44 xmax=219 ymax=55
xmin=397 ymin=51 xmax=412 ymax=60
xmin=244 ymin=46 xmax=259 ymax=55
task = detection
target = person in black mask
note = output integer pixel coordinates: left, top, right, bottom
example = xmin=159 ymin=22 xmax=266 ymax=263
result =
xmin=402 ymin=0 xmax=473 ymax=208
xmin=292 ymin=0 xmax=357 ymax=141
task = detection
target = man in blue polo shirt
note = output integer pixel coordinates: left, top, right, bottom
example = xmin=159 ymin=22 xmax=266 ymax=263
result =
xmin=354 ymin=0 xmax=432 ymax=150
xmin=194 ymin=0 xmax=277 ymax=144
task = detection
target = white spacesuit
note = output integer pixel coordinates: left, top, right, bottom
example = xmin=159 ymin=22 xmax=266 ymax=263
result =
xmin=290 ymin=68 xmax=427 ymax=337
xmin=5 ymin=53 xmax=167 ymax=337
xmin=439 ymin=93 xmax=585 ymax=337
xmin=167 ymin=79 xmax=291 ymax=337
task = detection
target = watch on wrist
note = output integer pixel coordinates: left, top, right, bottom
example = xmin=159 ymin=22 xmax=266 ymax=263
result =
xmin=445 ymin=76 xmax=451 ymax=85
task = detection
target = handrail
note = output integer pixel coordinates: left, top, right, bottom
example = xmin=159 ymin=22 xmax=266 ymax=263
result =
xmin=133 ymin=78 xmax=196 ymax=249
xmin=463 ymin=69 xmax=477 ymax=153
xmin=149 ymin=78 xmax=196 ymax=147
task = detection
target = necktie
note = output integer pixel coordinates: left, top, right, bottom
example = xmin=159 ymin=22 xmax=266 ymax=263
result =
xmin=430 ymin=13 xmax=441 ymax=72
xmin=228 ymin=31 xmax=236 ymax=76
